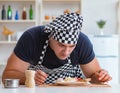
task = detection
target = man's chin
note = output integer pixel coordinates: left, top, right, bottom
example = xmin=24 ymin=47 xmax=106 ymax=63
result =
xmin=58 ymin=56 xmax=68 ymax=60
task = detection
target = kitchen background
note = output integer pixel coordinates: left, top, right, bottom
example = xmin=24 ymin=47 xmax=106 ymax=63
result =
xmin=0 ymin=0 xmax=120 ymax=84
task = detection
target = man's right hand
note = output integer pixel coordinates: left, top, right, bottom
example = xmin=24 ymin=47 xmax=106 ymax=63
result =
xmin=35 ymin=70 xmax=48 ymax=85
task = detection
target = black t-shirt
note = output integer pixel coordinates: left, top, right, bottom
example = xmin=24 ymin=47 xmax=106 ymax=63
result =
xmin=14 ymin=26 xmax=95 ymax=69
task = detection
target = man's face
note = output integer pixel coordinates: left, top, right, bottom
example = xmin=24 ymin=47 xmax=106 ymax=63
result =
xmin=49 ymin=37 xmax=76 ymax=60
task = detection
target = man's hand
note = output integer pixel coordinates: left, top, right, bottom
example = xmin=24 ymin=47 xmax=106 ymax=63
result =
xmin=34 ymin=70 xmax=48 ymax=85
xmin=91 ymin=69 xmax=112 ymax=84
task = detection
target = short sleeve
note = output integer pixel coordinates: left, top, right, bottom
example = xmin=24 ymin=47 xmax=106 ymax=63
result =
xmin=14 ymin=31 xmax=34 ymax=63
xmin=77 ymin=33 xmax=95 ymax=64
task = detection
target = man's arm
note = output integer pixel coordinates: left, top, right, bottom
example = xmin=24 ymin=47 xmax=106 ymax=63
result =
xmin=80 ymin=58 xmax=112 ymax=83
xmin=2 ymin=52 xmax=30 ymax=85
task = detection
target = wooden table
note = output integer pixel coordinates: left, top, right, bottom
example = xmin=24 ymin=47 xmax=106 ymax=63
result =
xmin=0 ymin=84 xmax=120 ymax=93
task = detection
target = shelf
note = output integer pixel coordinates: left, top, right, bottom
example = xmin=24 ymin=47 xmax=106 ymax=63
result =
xmin=42 ymin=20 xmax=52 ymax=24
xmin=0 ymin=0 xmax=37 ymax=68
xmin=0 ymin=41 xmax=17 ymax=44
xmin=0 ymin=20 xmax=36 ymax=23
xmin=41 ymin=0 xmax=81 ymax=24
xmin=43 ymin=0 xmax=80 ymax=2
xmin=0 ymin=0 xmax=35 ymax=1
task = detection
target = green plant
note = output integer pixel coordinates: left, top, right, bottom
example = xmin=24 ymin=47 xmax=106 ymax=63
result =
xmin=97 ymin=20 xmax=106 ymax=29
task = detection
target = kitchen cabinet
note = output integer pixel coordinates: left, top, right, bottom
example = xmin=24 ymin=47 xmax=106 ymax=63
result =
xmin=40 ymin=0 xmax=81 ymax=24
xmin=0 ymin=0 xmax=38 ymax=41
xmin=88 ymin=34 xmax=120 ymax=84
xmin=0 ymin=0 xmax=38 ymax=63
xmin=0 ymin=0 xmax=39 ymax=79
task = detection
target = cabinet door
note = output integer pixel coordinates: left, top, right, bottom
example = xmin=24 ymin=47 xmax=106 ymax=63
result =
xmin=41 ymin=0 xmax=81 ymax=24
xmin=88 ymin=35 xmax=119 ymax=57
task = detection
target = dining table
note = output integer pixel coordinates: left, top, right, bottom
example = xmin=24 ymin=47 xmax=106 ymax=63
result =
xmin=0 ymin=83 xmax=120 ymax=93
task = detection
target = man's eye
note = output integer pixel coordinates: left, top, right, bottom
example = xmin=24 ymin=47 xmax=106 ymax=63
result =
xmin=58 ymin=43 xmax=64 ymax=47
xmin=70 ymin=46 xmax=75 ymax=48
xmin=59 ymin=44 xmax=64 ymax=47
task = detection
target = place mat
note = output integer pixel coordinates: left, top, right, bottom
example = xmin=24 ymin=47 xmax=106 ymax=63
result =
xmin=39 ymin=83 xmax=111 ymax=87
xmin=88 ymin=84 xmax=111 ymax=87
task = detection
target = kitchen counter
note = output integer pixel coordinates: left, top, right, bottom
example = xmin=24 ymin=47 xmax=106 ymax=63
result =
xmin=0 ymin=84 xmax=120 ymax=93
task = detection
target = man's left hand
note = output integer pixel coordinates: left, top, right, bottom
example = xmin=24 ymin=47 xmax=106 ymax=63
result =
xmin=91 ymin=69 xmax=112 ymax=84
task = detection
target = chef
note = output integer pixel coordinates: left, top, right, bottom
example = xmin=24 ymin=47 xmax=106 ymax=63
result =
xmin=2 ymin=12 xmax=112 ymax=85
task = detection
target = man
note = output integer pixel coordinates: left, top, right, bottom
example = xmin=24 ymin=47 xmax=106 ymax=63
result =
xmin=2 ymin=12 xmax=112 ymax=85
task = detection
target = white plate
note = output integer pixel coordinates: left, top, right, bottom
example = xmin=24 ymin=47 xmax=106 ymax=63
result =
xmin=55 ymin=81 xmax=88 ymax=86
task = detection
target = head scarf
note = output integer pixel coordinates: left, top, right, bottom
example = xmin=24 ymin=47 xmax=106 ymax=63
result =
xmin=45 ymin=13 xmax=83 ymax=44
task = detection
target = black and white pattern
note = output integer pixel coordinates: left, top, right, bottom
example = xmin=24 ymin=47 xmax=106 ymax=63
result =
xmin=29 ymin=58 xmax=83 ymax=84
xmin=28 ymin=13 xmax=84 ymax=84
xmin=45 ymin=65 xmax=83 ymax=84
xmin=45 ymin=13 xmax=83 ymax=44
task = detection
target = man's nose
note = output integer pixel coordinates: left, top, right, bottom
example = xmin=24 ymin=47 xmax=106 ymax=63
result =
xmin=63 ymin=48 xmax=70 ymax=55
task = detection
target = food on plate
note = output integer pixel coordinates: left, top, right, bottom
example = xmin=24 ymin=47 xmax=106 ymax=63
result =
xmin=56 ymin=77 xmax=91 ymax=83
xmin=56 ymin=78 xmax=64 ymax=83
xmin=56 ymin=77 xmax=76 ymax=83
xmin=76 ymin=78 xmax=91 ymax=82
xmin=64 ymin=77 xmax=76 ymax=82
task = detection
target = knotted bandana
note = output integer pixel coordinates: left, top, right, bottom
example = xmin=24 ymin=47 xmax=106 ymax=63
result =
xmin=45 ymin=13 xmax=83 ymax=44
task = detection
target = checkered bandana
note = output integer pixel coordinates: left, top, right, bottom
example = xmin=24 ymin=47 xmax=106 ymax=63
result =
xmin=45 ymin=13 xmax=83 ymax=44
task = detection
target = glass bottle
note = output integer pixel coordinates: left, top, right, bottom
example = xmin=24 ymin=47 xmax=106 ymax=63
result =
xmin=15 ymin=10 xmax=19 ymax=20
xmin=1 ymin=5 xmax=6 ymax=20
xmin=7 ymin=5 xmax=12 ymax=20
xmin=29 ymin=5 xmax=33 ymax=20
xmin=22 ymin=7 xmax=27 ymax=20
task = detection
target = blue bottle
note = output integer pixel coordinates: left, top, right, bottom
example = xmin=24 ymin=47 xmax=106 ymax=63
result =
xmin=15 ymin=10 xmax=19 ymax=20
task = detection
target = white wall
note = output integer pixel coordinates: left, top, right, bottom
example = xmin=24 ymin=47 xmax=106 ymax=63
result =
xmin=81 ymin=0 xmax=118 ymax=35
xmin=38 ymin=0 xmax=118 ymax=35
xmin=0 ymin=0 xmax=119 ymax=83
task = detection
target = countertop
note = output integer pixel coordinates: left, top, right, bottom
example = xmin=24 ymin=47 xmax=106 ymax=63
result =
xmin=0 ymin=84 xmax=120 ymax=93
